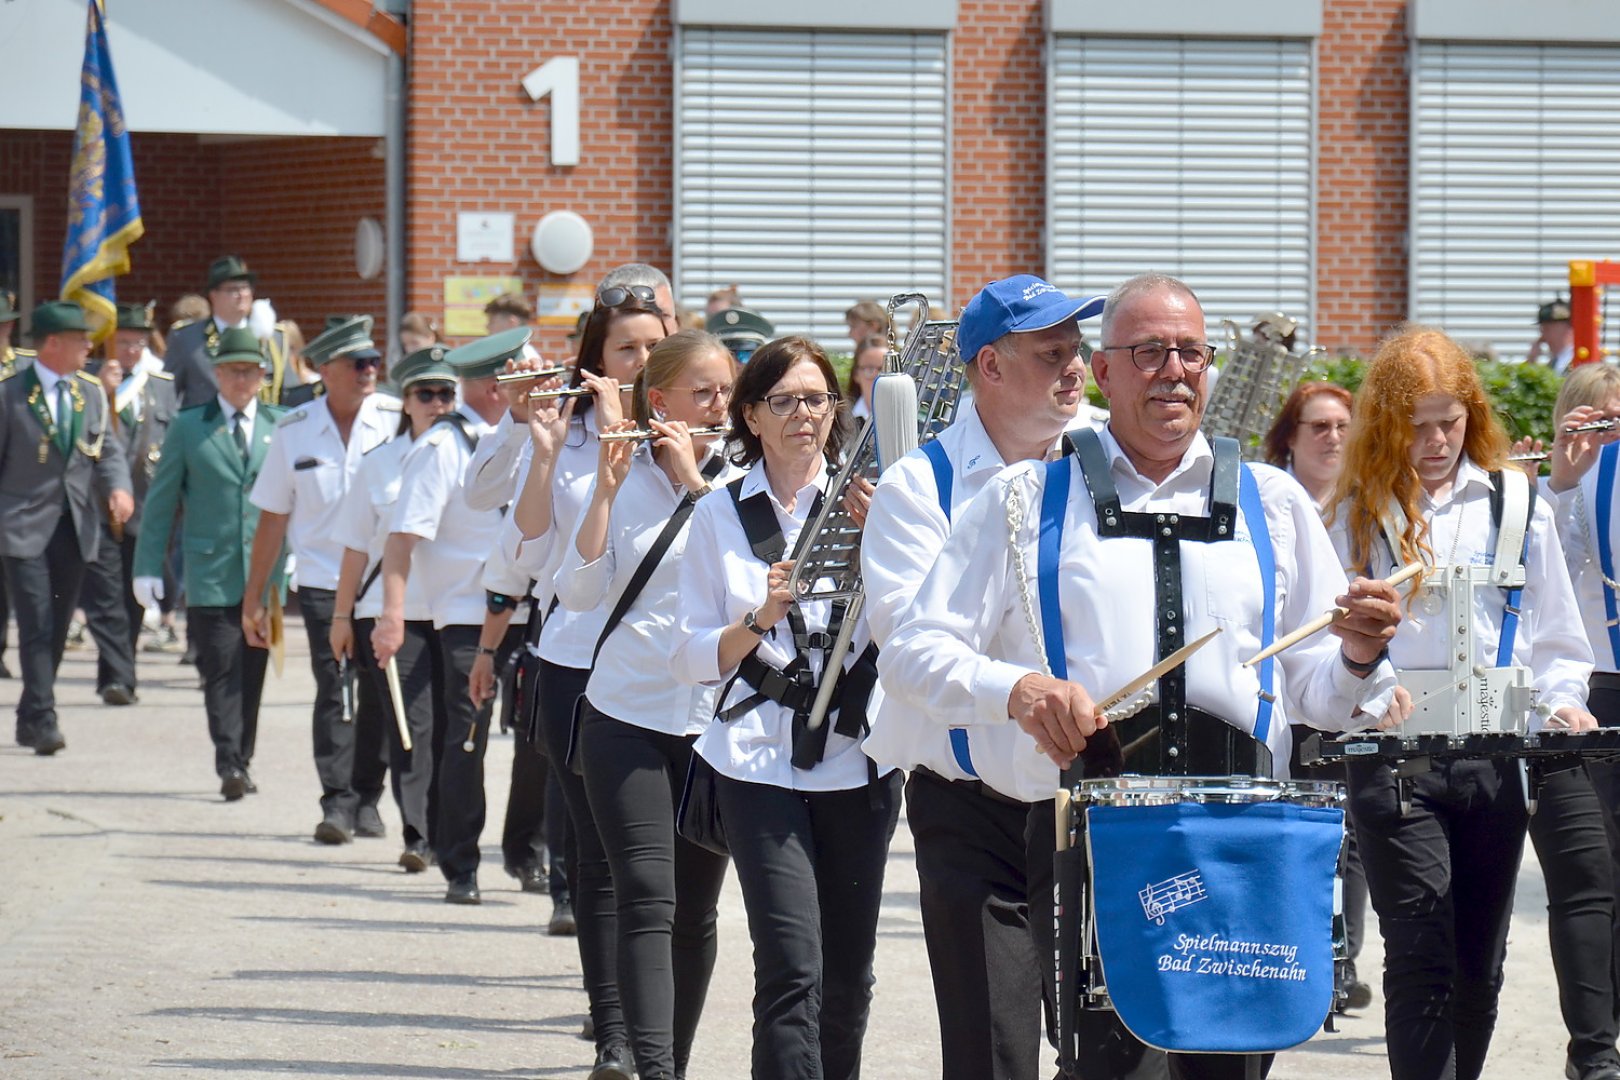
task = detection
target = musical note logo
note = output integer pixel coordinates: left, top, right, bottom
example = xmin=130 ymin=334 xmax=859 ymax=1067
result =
xmin=1139 ymin=870 xmax=1208 ymax=925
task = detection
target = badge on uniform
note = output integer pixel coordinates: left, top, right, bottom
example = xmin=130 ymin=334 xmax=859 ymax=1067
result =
xmin=1085 ymin=800 xmax=1342 ymax=1053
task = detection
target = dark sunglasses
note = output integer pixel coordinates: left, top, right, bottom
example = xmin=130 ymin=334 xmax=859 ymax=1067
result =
xmin=348 ymin=353 xmax=383 ymax=371
xmin=597 ymin=284 xmax=658 ymax=308
xmin=411 ymin=386 xmax=456 ymax=404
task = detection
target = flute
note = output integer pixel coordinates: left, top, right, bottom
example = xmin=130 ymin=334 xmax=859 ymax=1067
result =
xmin=1508 ymin=451 xmax=1549 ymax=462
xmin=598 ymin=424 xmax=730 ymax=443
xmin=527 ymin=384 xmax=635 ymax=401
xmin=495 ymin=366 xmax=567 ymax=383
xmin=1566 ymin=417 xmax=1620 ymax=434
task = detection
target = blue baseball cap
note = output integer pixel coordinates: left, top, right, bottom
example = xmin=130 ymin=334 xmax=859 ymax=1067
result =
xmin=958 ymin=275 xmax=1106 ymax=362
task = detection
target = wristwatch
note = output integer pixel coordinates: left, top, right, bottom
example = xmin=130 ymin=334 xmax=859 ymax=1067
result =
xmin=475 ymin=645 xmax=499 ymax=657
xmin=743 ymin=608 xmax=770 ymax=636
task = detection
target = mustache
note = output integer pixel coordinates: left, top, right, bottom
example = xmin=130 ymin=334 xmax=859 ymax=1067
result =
xmin=1147 ymin=379 xmax=1197 ymax=404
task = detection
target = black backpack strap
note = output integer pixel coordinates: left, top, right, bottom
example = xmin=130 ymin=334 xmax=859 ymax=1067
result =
xmin=355 ymin=559 xmax=383 ymax=605
xmin=590 ymin=456 xmax=727 ymax=667
xmin=433 ymin=411 xmax=479 ymax=453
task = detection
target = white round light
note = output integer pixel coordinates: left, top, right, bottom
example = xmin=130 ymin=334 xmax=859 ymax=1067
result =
xmin=530 ymin=210 xmax=593 ymax=275
xmin=354 ymin=217 xmax=384 ymax=280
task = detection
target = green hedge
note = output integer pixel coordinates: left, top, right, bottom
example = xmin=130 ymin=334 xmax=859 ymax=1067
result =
xmin=1302 ymin=355 xmax=1564 ymax=447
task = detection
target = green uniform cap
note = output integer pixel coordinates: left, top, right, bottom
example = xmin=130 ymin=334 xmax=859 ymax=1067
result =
xmin=207 ymin=255 xmax=255 ymax=291
xmin=392 ymin=344 xmax=458 ymax=390
xmin=0 ymin=289 xmax=19 ymax=325
xmin=304 ymin=314 xmax=377 ymax=366
xmin=212 ymin=326 xmax=271 ymax=369
xmin=446 ymin=326 xmax=531 ymax=380
xmin=1539 ymin=299 xmax=1573 ymax=324
xmin=30 ymin=300 xmax=89 ymax=337
xmin=705 ymin=307 xmax=773 ymax=346
xmin=115 ymin=301 xmax=154 ymax=332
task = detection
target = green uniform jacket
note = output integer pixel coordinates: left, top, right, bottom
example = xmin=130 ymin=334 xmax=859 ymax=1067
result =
xmin=133 ymin=399 xmax=287 ymax=608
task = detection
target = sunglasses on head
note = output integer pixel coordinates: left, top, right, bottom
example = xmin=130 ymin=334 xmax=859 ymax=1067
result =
xmin=411 ymin=385 xmax=456 ymax=404
xmin=597 ymin=284 xmax=658 ymax=308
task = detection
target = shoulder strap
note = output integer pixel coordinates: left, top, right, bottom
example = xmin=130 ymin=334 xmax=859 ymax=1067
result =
xmin=591 ymin=456 xmax=726 ymax=666
xmin=1209 ymin=436 xmax=1241 ymax=539
xmin=728 ymin=477 xmax=786 ymax=564
xmin=433 ymin=412 xmax=479 ymax=453
xmin=921 ymin=438 xmax=952 ymax=521
xmin=1237 ymin=463 xmax=1277 ymax=743
xmin=1597 ymin=445 xmax=1620 ymax=668
xmin=1038 ymin=455 xmax=1073 ymax=681
xmin=1069 ymin=427 xmax=1120 ymax=529
xmin=1487 ymin=467 xmax=1536 ymax=667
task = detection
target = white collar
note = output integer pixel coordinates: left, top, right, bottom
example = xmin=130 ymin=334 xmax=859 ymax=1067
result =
xmin=1097 ymin=423 xmax=1214 ymax=489
xmin=218 ymin=394 xmax=257 ymax=423
xmin=34 ymin=363 xmax=67 ymax=395
xmin=739 ymin=455 xmax=829 ymax=516
xmin=213 ymin=315 xmax=246 ymax=333
xmin=1420 ymin=453 xmax=1493 ymax=513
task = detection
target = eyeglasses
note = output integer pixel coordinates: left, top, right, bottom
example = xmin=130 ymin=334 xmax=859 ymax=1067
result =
xmin=674 ymin=384 xmax=734 ymax=408
xmin=1101 ymin=341 xmax=1215 ymax=373
xmin=763 ymin=391 xmax=838 ymax=417
xmin=1303 ymin=419 xmax=1349 ymax=438
xmin=598 ymin=285 xmax=658 ymax=308
xmin=412 ymin=386 xmax=456 ymax=404
xmin=349 ymin=354 xmax=382 ymax=371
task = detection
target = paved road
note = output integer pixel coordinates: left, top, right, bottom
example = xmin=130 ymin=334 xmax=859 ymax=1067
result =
xmin=0 ymin=618 xmax=1572 ymax=1077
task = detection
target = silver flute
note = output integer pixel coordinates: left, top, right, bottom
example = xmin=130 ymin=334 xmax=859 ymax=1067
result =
xmin=495 ymin=366 xmax=567 ymax=383
xmin=1567 ymin=417 xmax=1620 ymax=433
xmin=1508 ymin=452 xmax=1549 ymax=462
xmin=527 ymin=383 xmax=634 ymax=401
xmin=598 ymin=424 xmax=730 ymax=443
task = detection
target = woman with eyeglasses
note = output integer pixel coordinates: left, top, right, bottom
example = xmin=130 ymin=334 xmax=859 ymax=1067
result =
xmin=329 ymin=346 xmax=460 ymax=874
xmin=846 ymin=335 xmax=886 ymax=423
xmin=549 ymin=329 xmax=743 ymax=1079
xmin=507 ymin=290 xmax=667 ymax=1079
xmin=670 ymin=336 xmax=901 ymax=1080
xmin=1264 ymin=381 xmax=1353 ymax=512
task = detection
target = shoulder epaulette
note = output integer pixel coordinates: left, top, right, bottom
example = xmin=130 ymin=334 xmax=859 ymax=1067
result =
xmin=374 ymin=394 xmax=402 ymax=411
xmin=276 ymin=409 xmax=310 ymax=428
xmin=14 ymin=347 xmax=36 ymax=359
xmin=422 ymin=427 xmax=452 ymax=448
xmin=0 ymin=368 xmax=17 ymax=383
xmin=75 ymin=370 xmax=100 ymax=383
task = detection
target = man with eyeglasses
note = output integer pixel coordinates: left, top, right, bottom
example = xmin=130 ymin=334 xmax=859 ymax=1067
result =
xmin=167 ymin=256 xmax=297 ymax=409
xmin=241 ymin=315 xmax=401 ymax=843
xmin=881 ymin=273 xmax=1405 ymax=1080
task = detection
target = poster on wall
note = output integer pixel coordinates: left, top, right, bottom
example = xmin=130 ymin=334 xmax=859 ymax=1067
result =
xmin=537 ymin=282 xmax=593 ymax=326
xmin=443 ymin=276 xmax=523 ymax=338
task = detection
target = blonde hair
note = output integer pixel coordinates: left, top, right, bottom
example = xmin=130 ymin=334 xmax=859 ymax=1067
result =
xmin=632 ymin=329 xmax=732 ymax=427
xmin=1554 ymin=362 xmax=1620 ymax=420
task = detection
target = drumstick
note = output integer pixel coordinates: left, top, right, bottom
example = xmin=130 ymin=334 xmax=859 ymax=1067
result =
xmin=384 ymin=656 xmax=413 ymax=752
xmin=1240 ymin=561 xmax=1424 ymax=668
xmin=1037 ymin=629 xmax=1224 ymax=756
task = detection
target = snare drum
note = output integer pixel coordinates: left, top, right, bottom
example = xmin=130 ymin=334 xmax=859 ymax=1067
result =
xmin=1067 ymin=776 xmax=1344 ymax=1054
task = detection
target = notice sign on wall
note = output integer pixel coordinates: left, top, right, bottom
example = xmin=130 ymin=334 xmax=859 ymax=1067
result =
xmin=456 ymin=212 xmax=516 ymax=263
xmin=443 ymin=276 xmax=524 ymax=338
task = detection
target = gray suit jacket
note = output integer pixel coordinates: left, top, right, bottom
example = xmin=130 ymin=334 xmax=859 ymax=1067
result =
xmin=94 ymin=368 xmax=178 ymax=537
xmin=166 ymin=320 xmax=219 ymax=410
xmin=0 ymin=365 xmax=133 ymax=560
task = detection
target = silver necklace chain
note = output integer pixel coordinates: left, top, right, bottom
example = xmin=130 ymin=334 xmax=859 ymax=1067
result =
xmin=1006 ymin=482 xmax=1054 ymax=679
xmin=1574 ymin=488 xmax=1620 ymax=592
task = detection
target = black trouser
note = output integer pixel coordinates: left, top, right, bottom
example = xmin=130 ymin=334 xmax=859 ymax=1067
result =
xmin=715 ymin=768 xmax=901 ymax=1080
xmin=537 ymin=659 xmax=623 ymax=1051
xmin=1293 ymin=727 xmax=1370 ymax=979
xmin=298 ymin=587 xmax=387 ymax=820
xmin=3 ymin=513 xmax=89 ymax=736
xmin=1529 ymin=759 xmax=1620 ymax=1066
xmin=907 ymin=767 xmax=1043 ymax=1080
xmin=580 ymin=705 xmax=730 ymax=1079
xmin=0 ymin=561 xmax=10 ymax=659
xmin=188 ymin=603 xmax=268 ymax=776
xmin=434 ymin=624 xmax=497 ymax=879
xmin=77 ymin=521 xmax=137 ymax=692
xmin=1347 ymin=758 xmax=1527 ymax=1080
xmin=1587 ymin=676 xmax=1620 ymax=1044
xmin=1027 ymin=798 xmax=1252 ymax=1080
xmin=354 ymin=617 xmax=437 ymax=847
xmin=503 ymin=698 xmax=571 ymax=897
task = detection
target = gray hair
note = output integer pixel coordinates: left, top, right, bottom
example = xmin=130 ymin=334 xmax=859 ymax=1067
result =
xmin=1099 ymin=273 xmax=1201 ymax=346
xmin=598 ymin=262 xmax=673 ymax=293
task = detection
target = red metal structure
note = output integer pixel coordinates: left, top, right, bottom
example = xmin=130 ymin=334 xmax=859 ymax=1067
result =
xmin=1570 ymin=260 xmax=1620 ymax=366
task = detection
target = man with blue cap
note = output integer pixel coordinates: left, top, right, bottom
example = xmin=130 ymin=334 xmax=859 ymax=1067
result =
xmin=861 ymin=274 xmax=1105 ymax=1080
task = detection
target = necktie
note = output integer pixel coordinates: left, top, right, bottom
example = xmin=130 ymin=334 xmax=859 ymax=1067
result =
xmin=232 ymin=411 xmax=249 ymax=460
xmin=54 ymin=381 xmax=72 ymax=457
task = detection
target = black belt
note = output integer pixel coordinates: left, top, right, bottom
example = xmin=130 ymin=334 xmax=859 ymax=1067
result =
xmin=1591 ymin=671 xmax=1620 ymax=693
xmin=912 ymin=765 xmax=1028 ymax=809
xmin=1075 ymin=705 xmax=1272 ymax=779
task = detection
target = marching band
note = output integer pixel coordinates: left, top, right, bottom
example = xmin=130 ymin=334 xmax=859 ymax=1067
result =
xmin=10 ymin=261 xmax=1620 ymax=1080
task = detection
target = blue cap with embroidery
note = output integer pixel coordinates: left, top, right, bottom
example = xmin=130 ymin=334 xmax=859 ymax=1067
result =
xmin=957 ymin=275 xmax=1105 ymax=362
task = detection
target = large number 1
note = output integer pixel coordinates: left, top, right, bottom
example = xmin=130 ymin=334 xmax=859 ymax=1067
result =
xmin=522 ymin=56 xmax=581 ymax=167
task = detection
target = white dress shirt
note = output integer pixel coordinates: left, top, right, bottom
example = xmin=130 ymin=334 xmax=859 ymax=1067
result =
xmin=1330 ymin=454 xmax=1591 ymax=721
xmin=218 ymin=393 xmax=257 ymax=431
xmin=250 ymin=394 xmax=396 ymax=590
xmin=388 ymin=405 xmax=501 ymax=628
xmin=556 ymin=443 xmax=742 ymax=735
xmin=464 ymin=409 xmax=532 ymax=512
xmin=670 ymin=458 xmax=892 ymax=792
xmin=881 ymin=427 xmax=1387 ymax=803
xmin=35 ymin=363 xmax=71 ymax=426
xmin=333 ymin=435 xmax=432 ymax=622
xmin=862 ymin=404 xmax=1044 ymax=798
xmin=1556 ymin=462 xmax=1620 ymax=672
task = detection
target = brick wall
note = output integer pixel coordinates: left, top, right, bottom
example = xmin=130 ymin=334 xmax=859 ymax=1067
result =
xmin=1315 ymin=0 xmax=1411 ymax=356
xmin=951 ymin=0 xmax=1047 ymax=309
xmin=406 ymin=0 xmax=675 ymax=358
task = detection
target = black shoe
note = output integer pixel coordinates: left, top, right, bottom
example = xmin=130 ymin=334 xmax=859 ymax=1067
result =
xmin=445 ymin=875 xmax=481 ymax=905
xmin=1343 ymin=980 xmax=1373 ymax=1010
xmin=180 ymin=644 xmax=197 ymax=666
xmin=355 ymin=805 xmax=386 ymax=839
xmin=1568 ymin=1056 xmax=1620 ymax=1080
xmin=548 ymin=898 xmax=577 ymax=936
xmin=399 ymin=841 xmax=431 ymax=873
xmin=100 ymin=683 xmax=138 ymax=706
xmin=588 ymin=1042 xmax=633 ymax=1080
xmin=220 ymin=768 xmax=249 ymax=802
xmin=313 ymin=812 xmax=354 ymax=845
xmin=580 ymin=1016 xmax=595 ymax=1042
xmin=506 ymin=862 xmax=548 ymax=894
xmin=19 ymin=723 xmax=66 ymax=756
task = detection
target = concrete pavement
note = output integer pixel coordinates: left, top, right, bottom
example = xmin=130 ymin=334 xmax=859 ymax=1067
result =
xmin=0 ymin=617 xmax=1576 ymax=1077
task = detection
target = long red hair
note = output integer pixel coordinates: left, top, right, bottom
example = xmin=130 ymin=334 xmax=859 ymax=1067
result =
xmin=1331 ymin=325 xmax=1508 ymax=576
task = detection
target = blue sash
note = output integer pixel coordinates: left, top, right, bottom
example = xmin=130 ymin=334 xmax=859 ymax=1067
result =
xmin=1087 ymin=799 xmax=1342 ymax=1052
xmin=1597 ymin=444 xmax=1620 ymax=668
xmin=922 ymin=438 xmax=978 ymax=778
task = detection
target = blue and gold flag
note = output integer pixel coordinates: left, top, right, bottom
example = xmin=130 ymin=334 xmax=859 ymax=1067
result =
xmin=60 ymin=0 xmax=142 ymax=341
